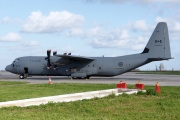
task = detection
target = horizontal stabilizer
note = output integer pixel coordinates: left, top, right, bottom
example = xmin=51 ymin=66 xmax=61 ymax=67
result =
xmin=148 ymin=57 xmax=173 ymax=61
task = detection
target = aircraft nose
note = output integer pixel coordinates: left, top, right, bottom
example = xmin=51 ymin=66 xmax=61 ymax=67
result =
xmin=5 ymin=65 xmax=12 ymax=72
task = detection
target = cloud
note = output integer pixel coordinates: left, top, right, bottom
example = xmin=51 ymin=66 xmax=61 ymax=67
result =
xmin=131 ymin=20 xmax=149 ymax=32
xmin=89 ymin=17 xmax=180 ymax=50
xmin=60 ymin=46 xmax=75 ymax=53
xmin=21 ymin=11 xmax=84 ymax=33
xmin=7 ymin=41 xmax=40 ymax=53
xmin=89 ymin=39 xmax=129 ymax=48
xmin=85 ymin=0 xmax=180 ymax=4
xmin=65 ymin=18 xmax=154 ymax=50
xmin=88 ymin=16 xmax=180 ymax=50
xmin=88 ymin=26 xmax=132 ymax=49
xmin=21 ymin=41 xmax=39 ymax=47
xmin=0 ymin=17 xmax=10 ymax=24
xmin=66 ymin=23 xmax=147 ymax=50
xmin=141 ymin=0 xmax=180 ymax=3
xmin=89 ymin=33 xmax=146 ymax=50
xmin=66 ymin=28 xmax=84 ymax=37
xmin=155 ymin=16 xmax=180 ymax=41
xmin=0 ymin=32 xmax=22 ymax=42
xmin=0 ymin=17 xmax=22 ymax=24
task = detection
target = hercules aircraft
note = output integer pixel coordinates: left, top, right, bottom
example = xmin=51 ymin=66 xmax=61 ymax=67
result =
xmin=5 ymin=22 xmax=172 ymax=79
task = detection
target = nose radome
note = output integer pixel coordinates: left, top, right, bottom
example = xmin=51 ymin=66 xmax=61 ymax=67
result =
xmin=5 ymin=65 xmax=11 ymax=72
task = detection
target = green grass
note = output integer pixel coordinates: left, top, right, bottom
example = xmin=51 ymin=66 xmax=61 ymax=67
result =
xmin=0 ymin=81 xmax=180 ymax=120
xmin=0 ymin=81 xmax=115 ymax=102
xmin=136 ymin=71 xmax=180 ymax=75
xmin=0 ymin=81 xmax=28 ymax=85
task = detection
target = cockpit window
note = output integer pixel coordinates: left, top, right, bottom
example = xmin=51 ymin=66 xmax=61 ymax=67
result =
xmin=14 ymin=59 xmax=19 ymax=62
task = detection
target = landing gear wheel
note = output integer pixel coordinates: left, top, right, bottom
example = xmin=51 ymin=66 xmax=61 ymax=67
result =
xmin=19 ymin=75 xmax=24 ymax=79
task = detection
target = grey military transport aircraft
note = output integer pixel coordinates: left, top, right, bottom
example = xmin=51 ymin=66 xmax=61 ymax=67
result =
xmin=5 ymin=22 xmax=172 ymax=79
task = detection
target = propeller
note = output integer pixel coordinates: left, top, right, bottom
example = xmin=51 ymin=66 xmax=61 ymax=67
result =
xmin=54 ymin=65 xmax=58 ymax=70
xmin=53 ymin=51 xmax=58 ymax=69
xmin=45 ymin=50 xmax=59 ymax=70
xmin=45 ymin=50 xmax=73 ymax=70
xmin=53 ymin=51 xmax=57 ymax=55
xmin=45 ymin=49 xmax=51 ymax=69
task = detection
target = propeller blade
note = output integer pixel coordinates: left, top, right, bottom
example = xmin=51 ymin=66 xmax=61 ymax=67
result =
xmin=53 ymin=51 xmax=57 ymax=55
xmin=47 ymin=49 xmax=51 ymax=58
xmin=54 ymin=65 xmax=58 ymax=70
xmin=46 ymin=49 xmax=51 ymax=69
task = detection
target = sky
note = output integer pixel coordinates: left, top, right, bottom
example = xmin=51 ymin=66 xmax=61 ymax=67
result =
xmin=0 ymin=0 xmax=180 ymax=70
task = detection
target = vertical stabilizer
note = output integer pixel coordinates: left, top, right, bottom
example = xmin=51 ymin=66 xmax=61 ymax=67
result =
xmin=142 ymin=22 xmax=171 ymax=59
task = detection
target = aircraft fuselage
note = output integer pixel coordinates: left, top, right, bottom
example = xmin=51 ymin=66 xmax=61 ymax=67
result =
xmin=5 ymin=54 xmax=149 ymax=78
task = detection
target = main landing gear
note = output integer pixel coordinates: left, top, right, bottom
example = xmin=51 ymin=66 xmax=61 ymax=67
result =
xmin=71 ymin=76 xmax=90 ymax=79
xmin=19 ymin=74 xmax=27 ymax=79
xmin=19 ymin=74 xmax=24 ymax=79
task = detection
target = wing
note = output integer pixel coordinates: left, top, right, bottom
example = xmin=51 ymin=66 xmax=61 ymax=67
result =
xmin=54 ymin=54 xmax=94 ymax=61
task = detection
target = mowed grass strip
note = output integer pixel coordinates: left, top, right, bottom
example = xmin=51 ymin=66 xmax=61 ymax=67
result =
xmin=0 ymin=85 xmax=179 ymax=120
xmin=135 ymin=71 xmax=180 ymax=75
xmin=0 ymin=81 xmax=115 ymax=102
xmin=0 ymin=81 xmax=28 ymax=85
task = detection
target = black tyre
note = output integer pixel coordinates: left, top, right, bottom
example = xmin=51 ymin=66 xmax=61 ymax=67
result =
xmin=19 ymin=75 xmax=24 ymax=79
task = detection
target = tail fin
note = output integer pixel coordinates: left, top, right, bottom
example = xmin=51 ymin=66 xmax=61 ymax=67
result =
xmin=142 ymin=22 xmax=172 ymax=60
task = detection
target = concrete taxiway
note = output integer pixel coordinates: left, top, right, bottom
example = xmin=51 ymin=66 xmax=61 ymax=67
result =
xmin=0 ymin=71 xmax=179 ymax=86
